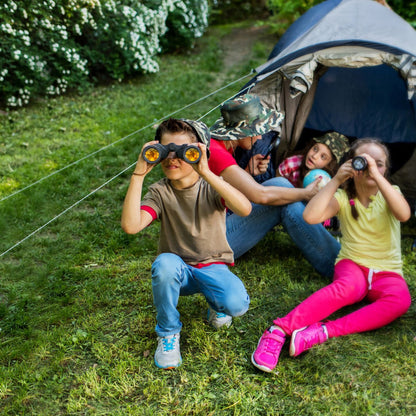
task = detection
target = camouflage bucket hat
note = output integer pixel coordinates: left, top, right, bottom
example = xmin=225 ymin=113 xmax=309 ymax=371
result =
xmin=180 ymin=118 xmax=211 ymax=156
xmin=314 ymin=132 xmax=350 ymax=163
xmin=209 ymin=94 xmax=284 ymax=141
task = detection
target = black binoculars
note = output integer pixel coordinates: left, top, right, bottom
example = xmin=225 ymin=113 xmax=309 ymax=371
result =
xmin=142 ymin=143 xmax=202 ymax=164
xmin=352 ymin=156 xmax=368 ymax=171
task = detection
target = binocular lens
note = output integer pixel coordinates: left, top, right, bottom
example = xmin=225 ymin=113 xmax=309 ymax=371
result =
xmin=184 ymin=147 xmax=201 ymax=163
xmin=144 ymin=147 xmax=161 ymax=163
xmin=142 ymin=143 xmax=202 ymax=164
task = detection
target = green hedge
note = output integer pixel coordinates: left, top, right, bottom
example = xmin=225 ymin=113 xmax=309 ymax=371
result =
xmin=0 ymin=0 xmax=209 ymax=109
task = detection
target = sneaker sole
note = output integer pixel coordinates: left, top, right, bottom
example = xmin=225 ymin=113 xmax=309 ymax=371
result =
xmin=251 ymin=353 xmax=275 ymax=373
xmin=210 ymin=320 xmax=232 ymax=329
xmin=289 ymin=326 xmax=307 ymax=357
xmin=154 ymin=359 xmax=182 ymax=370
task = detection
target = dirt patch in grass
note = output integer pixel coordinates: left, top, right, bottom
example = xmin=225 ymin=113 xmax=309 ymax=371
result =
xmin=219 ymin=25 xmax=273 ymax=71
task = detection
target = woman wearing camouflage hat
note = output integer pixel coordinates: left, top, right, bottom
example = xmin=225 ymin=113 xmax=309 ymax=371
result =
xmin=208 ymin=94 xmax=342 ymax=278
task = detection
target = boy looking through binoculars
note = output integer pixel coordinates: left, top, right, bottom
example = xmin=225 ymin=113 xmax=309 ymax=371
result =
xmin=121 ymin=118 xmax=251 ymax=369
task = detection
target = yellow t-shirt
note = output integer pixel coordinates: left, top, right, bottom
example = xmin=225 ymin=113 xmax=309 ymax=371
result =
xmin=334 ymin=187 xmax=403 ymax=275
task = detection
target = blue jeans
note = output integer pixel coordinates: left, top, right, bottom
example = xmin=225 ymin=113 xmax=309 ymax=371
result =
xmin=151 ymin=253 xmax=250 ymax=337
xmin=226 ymin=177 xmax=341 ymax=278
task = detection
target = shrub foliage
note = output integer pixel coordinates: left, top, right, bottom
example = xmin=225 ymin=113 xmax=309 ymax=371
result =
xmin=0 ymin=0 xmax=209 ymax=109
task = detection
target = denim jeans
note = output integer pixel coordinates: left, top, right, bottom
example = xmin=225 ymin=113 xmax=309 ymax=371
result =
xmin=226 ymin=177 xmax=341 ymax=277
xmin=151 ymin=253 xmax=250 ymax=337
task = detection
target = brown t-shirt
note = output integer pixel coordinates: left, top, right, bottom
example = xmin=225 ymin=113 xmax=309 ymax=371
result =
xmin=141 ymin=177 xmax=234 ymax=265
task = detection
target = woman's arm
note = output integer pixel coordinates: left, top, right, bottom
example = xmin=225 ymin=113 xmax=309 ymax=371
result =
xmin=194 ymin=145 xmax=252 ymax=217
xmin=220 ymin=164 xmax=321 ymax=206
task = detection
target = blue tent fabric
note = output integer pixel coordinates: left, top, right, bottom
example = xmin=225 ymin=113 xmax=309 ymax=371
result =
xmin=267 ymin=0 xmax=344 ymax=60
xmin=306 ymin=65 xmax=416 ymax=145
xmin=243 ymin=0 xmax=416 ymax=202
xmin=258 ymin=0 xmax=416 ymax=75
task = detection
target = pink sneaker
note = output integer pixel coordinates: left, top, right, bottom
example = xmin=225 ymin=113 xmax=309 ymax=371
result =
xmin=251 ymin=326 xmax=286 ymax=372
xmin=289 ymin=322 xmax=328 ymax=357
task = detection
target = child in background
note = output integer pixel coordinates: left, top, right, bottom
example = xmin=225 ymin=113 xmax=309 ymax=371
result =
xmin=277 ymin=132 xmax=350 ymax=188
xmin=121 ymin=118 xmax=251 ymax=370
xmin=251 ymin=138 xmax=411 ymax=373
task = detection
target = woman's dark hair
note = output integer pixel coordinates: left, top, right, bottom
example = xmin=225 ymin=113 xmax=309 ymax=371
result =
xmin=344 ymin=138 xmax=390 ymax=220
xmin=155 ymin=118 xmax=197 ymax=143
xmin=298 ymin=140 xmax=339 ymax=181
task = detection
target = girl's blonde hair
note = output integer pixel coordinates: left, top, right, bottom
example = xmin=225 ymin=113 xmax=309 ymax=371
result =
xmin=344 ymin=138 xmax=390 ymax=220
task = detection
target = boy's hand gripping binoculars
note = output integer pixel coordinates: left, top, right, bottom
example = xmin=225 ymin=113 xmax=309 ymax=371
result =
xmin=142 ymin=143 xmax=202 ymax=164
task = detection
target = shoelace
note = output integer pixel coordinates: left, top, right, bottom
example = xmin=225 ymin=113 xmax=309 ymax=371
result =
xmin=216 ymin=312 xmax=228 ymax=318
xmin=162 ymin=336 xmax=177 ymax=352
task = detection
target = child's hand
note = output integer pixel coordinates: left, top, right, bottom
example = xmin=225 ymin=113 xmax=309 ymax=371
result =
xmin=246 ymin=154 xmax=270 ymax=176
xmin=334 ymin=159 xmax=354 ymax=184
xmin=134 ymin=140 xmax=158 ymax=176
xmin=191 ymin=143 xmax=210 ymax=176
xmin=358 ymin=153 xmax=383 ymax=180
xmin=303 ymin=177 xmax=323 ymax=200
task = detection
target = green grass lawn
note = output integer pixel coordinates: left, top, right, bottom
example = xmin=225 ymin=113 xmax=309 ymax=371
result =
xmin=1 ymin=21 xmax=416 ymax=415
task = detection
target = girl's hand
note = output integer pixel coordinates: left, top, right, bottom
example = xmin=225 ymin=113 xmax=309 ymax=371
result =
xmin=358 ymin=152 xmax=383 ymax=180
xmin=246 ymin=154 xmax=270 ymax=176
xmin=333 ymin=159 xmax=354 ymax=184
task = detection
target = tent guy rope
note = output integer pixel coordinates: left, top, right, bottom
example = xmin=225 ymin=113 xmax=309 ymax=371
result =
xmin=0 ymin=72 xmax=252 ymax=204
xmin=0 ymin=73 xmax=253 ymax=257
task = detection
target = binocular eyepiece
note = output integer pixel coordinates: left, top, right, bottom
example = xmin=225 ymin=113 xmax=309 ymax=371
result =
xmin=142 ymin=143 xmax=202 ymax=164
xmin=351 ymin=156 xmax=368 ymax=171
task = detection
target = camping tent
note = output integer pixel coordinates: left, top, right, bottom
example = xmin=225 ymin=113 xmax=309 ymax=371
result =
xmin=243 ymin=0 xmax=416 ymax=204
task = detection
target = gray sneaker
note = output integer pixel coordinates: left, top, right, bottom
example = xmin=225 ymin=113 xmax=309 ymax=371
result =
xmin=207 ymin=307 xmax=232 ymax=329
xmin=154 ymin=333 xmax=182 ymax=369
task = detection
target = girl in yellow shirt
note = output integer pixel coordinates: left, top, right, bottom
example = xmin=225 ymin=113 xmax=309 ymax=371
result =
xmin=251 ymin=138 xmax=411 ymax=373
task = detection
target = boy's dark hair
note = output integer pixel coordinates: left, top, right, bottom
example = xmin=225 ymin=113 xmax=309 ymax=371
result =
xmin=344 ymin=138 xmax=390 ymax=220
xmin=155 ymin=118 xmax=197 ymax=143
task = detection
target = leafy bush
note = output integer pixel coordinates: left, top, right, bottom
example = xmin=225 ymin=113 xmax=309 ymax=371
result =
xmin=160 ymin=0 xmax=209 ymax=51
xmin=266 ymin=0 xmax=321 ymax=34
xmin=266 ymin=0 xmax=416 ymax=35
xmin=209 ymin=0 xmax=269 ymax=24
xmin=390 ymin=0 xmax=416 ymax=26
xmin=0 ymin=0 xmax=209 ymax=109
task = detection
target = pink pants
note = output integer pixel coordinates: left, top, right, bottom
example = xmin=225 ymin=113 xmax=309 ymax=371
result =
xmin=274 ymin=259 xmax=411 ymax=338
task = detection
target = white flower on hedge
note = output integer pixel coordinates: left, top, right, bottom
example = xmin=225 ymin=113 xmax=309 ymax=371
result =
xmin=2 ymin=0 xmax=209 ymax=108
xmin=1 ymin=23 xmax=15 ymax=35
xmin=80 ymin=8 xmax=89 ymax=24
xmin=8 ymin=1 xmax=17 ymax=12
xmin=41 ymin=19 xmax=52 ymax=29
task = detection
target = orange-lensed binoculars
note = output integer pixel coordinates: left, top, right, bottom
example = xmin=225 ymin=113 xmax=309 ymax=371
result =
xmin=142 ymin=143 xmax=202 ymax=164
